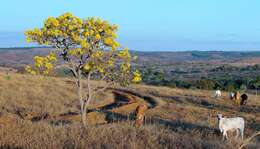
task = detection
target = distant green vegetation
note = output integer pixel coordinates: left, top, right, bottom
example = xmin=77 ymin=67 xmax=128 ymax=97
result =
xmin=191 ymin=51 xmax=211 ymax=58
xmin=52 ymin=64 xmax=260 ymax=92
xmin=140 ymin=67 xmax=260 ymax=91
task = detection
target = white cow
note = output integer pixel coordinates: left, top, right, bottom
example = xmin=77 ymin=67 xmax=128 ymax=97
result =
xmin=214 ymin=90 xmax=221 ymax=99
xmin=217 ymin=114 xmax=244 ymax=140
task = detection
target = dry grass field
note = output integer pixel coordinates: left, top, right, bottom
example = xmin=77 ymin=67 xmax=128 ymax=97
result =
xmin=0 ymin=72 xmax=259 ymax=149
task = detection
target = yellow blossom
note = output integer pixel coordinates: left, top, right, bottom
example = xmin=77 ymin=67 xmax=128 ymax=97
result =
xmin=132 ymin=70 xmax=142 ymax=82
xmin=95 ymin=34 xmax=101 ymax=40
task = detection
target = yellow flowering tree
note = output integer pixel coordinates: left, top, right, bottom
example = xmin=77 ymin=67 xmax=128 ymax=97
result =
xmin=25 ymin=52 xmax=57 ymax=75
xmin=25 ymin=13 xmax=141 ymax=126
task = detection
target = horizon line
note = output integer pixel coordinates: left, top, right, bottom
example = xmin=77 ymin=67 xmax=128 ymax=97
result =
xmin=0 ymin=46 xmax=260 ymax=52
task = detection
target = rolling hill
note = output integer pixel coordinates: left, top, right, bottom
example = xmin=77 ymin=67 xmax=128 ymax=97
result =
xmin=0 ymin=72 xmax=259 ymax=149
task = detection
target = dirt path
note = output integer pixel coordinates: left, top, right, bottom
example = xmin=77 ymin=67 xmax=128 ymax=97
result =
xmin=110 ymin=88 xmax=166 ymax=108
xmin=0 ymin=88 xmax=166 ymax=125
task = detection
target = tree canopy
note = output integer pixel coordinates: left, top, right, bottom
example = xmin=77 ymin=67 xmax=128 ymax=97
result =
xmin=25 ymin=12 xmax=141 ymax=85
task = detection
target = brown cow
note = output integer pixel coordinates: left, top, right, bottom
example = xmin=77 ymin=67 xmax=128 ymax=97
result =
xmin=240 ymin=94 xmax=248 ymax=105
xmin=234 ymin=91 xmax=240 ymax=105
xmin=134 ymin=104 xmax=148 ymax=127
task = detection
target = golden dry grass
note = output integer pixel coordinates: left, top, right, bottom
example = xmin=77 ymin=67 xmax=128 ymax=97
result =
xmin=0 ymin=72 xmax=259 ymax=149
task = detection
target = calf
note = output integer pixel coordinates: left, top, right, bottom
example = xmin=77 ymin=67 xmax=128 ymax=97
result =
xmin=134 ymin=104 xmax=148 ymax=127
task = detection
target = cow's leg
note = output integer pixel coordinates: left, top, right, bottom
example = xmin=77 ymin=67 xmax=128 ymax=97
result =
xmin=236 ymin=129 xmax=240 ymax=138
xmin=222 ymin=131 xmax=228 ymax=141
xmin=240 ymin=128 xmax=244 ymax=140
xmin=224 ymin=131 xmax=228 ymax=140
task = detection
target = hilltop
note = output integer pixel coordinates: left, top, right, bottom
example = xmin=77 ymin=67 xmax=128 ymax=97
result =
xmin=0 ymin=72 xmax=259 ymax=149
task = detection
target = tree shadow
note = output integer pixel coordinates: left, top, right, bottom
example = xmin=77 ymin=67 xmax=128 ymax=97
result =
xmin=58 ymin=111 xmax=79 ymax=116
xmin=49 ymin=119 xmax=72 ymax=126
xmin=42 ymin=111 xmax=78 ymax=126
xmin=13 ymin=108 xmax=51 ymax=122
xmin=103 ymin=111 xmax=135 ymax=123
xmin=31 ymin=113 xmax=50 ymax=122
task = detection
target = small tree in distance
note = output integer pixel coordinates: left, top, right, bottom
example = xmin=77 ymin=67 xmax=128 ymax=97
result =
xmin=25 ymin=12 xmax=141 ymax=126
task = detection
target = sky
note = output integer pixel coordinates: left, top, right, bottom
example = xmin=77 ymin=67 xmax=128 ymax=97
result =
xmin=0 ymin=0 xmax=260 ymax=51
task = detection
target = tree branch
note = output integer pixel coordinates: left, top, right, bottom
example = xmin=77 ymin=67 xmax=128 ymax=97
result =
xmin=92 ymin=81 xmax=113 ymax=97
xmin=239 ymin=131 xmax=260 ymax=149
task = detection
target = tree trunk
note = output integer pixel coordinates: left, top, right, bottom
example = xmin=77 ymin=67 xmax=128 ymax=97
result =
xmin=82 ymin=108 xmax=87 ymax=126
xmin=76 ymin=69 xmax=87 ymax=126
xmin=82 ymin=96 xmax=90 ymax=127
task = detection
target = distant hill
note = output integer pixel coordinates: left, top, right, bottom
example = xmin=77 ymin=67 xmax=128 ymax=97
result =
xmin=0 ymin=47 xmax=52 ymax=67
xmin=134 ymin=51 xmax=260 ymax=64
xmin=0 ymin=47 xmax=259 ymax=68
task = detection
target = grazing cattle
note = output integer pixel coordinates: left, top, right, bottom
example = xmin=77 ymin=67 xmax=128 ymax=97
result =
xmin=234 ymin=91 xmax=241 ymax=104
xmin=214 ymin=90 xmax=222 ymax=98
xmin=240 ymin=94 xmax=248 ymax=105
xmin=217 ymin=114 xmax=244 ymax=140
xmin=134 ymin=104 xmax=148 ymax=127
xmin=229 ymin=92 xmax=235 ymax=100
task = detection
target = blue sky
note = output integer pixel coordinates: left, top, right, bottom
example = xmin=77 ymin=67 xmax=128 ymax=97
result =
xmin=0 ymin=0 xmax=260 ymax=51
